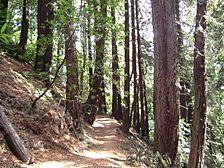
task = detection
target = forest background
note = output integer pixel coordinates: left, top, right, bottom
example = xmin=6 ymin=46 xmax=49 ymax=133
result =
xmin=0 ymin=0 xmax=223 ymax=167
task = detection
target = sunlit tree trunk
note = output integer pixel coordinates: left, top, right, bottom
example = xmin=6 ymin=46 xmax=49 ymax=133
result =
xmin=152 ymin=0 xmax=180 ymax=163
xmin=188 ymin=0 xmax=208 ymax=167
xmin=80 ymin=0 xmax=87 ymax=96
xmin=111 ymin=1 xmax=122 ymax=120
xmin=123 ymin=0 xmax=131 ymax=133
xmin=19 ymin=0 xmax=29 ymax=53
xmin=65 ymin=19 xmax=80 ymax=127
xmin=87 ymin=0 xmax=107 ymax=114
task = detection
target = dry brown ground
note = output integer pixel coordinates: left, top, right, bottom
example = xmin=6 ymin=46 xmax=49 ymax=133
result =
xmin=0 ymin=54 xmax=153 ymax=168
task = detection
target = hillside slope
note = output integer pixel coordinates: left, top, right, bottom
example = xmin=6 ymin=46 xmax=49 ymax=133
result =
xmin=0 ymin=54 xmax=155 ymax=168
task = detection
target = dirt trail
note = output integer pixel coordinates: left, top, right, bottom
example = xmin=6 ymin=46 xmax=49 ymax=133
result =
xmin=0 ymin=55 xmax=141 ymax=168
xmin=19 ymin=115 xmax=137 ymax=168
xmin=79 ymin=115 xmax=129 ymax=167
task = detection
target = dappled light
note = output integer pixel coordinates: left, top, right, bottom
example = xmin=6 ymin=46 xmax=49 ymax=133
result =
xmin=21 ymin=161 xmax=76 ymax=168
xmin=0 ymin=0 xmax=221 ymax=167
xmin=91 ymin=121 xmax=105 ymax=128
xmin=16 ymin=115 xmax=135 ymax=168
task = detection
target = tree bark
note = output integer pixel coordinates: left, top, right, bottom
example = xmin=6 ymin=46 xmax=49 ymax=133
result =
xmin=111 ymin=0 xmax=122 ymax=121
xmin=87 ymin=1 xmax=93 ymax=93
xmin=35 ymin=0 xmax=54 ymax=87
xmin=35 ymin=0 xmax=47 ymax=71
xmin=65 ymin=19 xmax=80 ymax=125
xmin=80 ymin=1 xmax=87 ymax=96
xmin=123 ymin=0 xmax=131 ymax=133
xmin=152 ymin=0 xmax=180 ymax=163
xmin=131 ymin=0 xmax=140 ymax=134
xmin=135 ymin=0 xmax=149 ymax=138
xmin=87 ymin=0 xmax=107 ymax=114
xmin=188 ymin=0 xmax=208 ymax=167
xmin=44 ymin=0 xmax=54 ymax=86
xmin=19 ymin=0 xmax=29 ymax=53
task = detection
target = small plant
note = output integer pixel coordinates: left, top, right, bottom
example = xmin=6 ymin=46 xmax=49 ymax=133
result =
xmin=0 ymin=23 xmax=12 ymax=45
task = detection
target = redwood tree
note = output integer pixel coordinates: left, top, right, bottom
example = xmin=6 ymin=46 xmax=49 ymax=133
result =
xmin=188 ymin=0 xmax=208 ymax=167
xmin=131 ymin=0 xmax=140 ymax=133
xmin=151 ymin=0 xmax=180 ymax=163
xmin=111 ymin=0 xmax=122 ymax=120
xmin=35 ymin=0 xmax=54 ymax=86
xmin=19 ymin=0 xmax=29 ymax=53
xmin=65 ymin=19 xmax=80 ymax=127
xmin=87 ymin=0 xmax=93 ymax=92
xmin=123 ymin=0 xmax=131 ymax=133
xmin=87 ymin=0 xmax=107 ymax=113
xmin=80 ymin=1 xmax=87 ymax=95
xmin=136 ymin=0 xmax=148 ymax=138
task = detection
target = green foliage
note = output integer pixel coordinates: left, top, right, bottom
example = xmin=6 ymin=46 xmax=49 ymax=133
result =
xmin=0 ymin=33 xmax=11 ymax=44
xmin=179 ymin=0 xmax=224 ymax=167
xmin=0 ymin=22 xmax=7 ymax=34
xmin=1 ymin=0 xmax=223 ymax=166
xmin=0 ymin=23 xmax=13 ymax=44
xmin=179 ymin=119 xmax=191 ymax=166
xmin=202 ymin=0 xmax=224 ymax=167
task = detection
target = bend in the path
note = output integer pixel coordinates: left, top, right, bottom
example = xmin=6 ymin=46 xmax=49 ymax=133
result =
xmin=78 ymin=115 xmax=133 ymax=167
xmin=21 ymin=115 xmax=138 ymax=168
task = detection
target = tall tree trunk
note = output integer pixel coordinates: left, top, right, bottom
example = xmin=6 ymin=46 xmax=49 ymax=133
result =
xmin=131 ymin=0 xmax=139 ymax=133
xmin=87 ymin=0 xmax=107 ymax=114
xmin=136 ymin=0 xmax=148 ymax=138
xmin=35 ymin=0 xmax=46 ymax=71
xmin=111 ymin=1 xmax=122 ymax=121
xmin=188 ymin=1 xmax=208 ymax=167
xmin=123 ymin=0 xmax=131 ymax=133
xmin=19 ymin=0 xmax=29 ymax=54
xmin=87 ymin=1 xmax=93 ymax=91
xmin=35 ymin=0 xmax=54 ymax=87
xmin=65 ymin=19 xmax=80 ymax=127
xmin=0 ymin=0 xmax=8 ymax=30
xmin=44 ymin=0 xmax=54 ymax=86
xmin=80 ymin=1 xmax=87 ymax=96
xmin=151 ymin=0 xmax=180 ymax=163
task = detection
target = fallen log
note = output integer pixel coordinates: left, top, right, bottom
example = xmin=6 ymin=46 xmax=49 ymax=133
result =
xmin=0 ymin=105 xmax=32 ymax=164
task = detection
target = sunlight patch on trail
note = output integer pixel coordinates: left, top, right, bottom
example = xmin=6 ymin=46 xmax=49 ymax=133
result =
xmin=21 ymin=161 xmax=75 ymax=168
xmin=92 ymin=116 xmax=119 ymax=128
xmin=78 ymin=151 xmax=113 ymax=159
xmin=75 ymin=150 xmax=127 ymax=168
xmin=92 ymin=121 xmax=105 ymax=128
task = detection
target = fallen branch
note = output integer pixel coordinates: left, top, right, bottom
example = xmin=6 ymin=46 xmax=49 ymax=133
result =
xmin=0 ymin=105 xmax=32 ymax=164
xmin=31 ymin=28 xmax=76 ymax=109
xmin=31 ymin=57 xmax=65 ymax=109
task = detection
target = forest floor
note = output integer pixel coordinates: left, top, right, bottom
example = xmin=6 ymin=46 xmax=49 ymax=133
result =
xmin=0 ymin=54 xmax=157 ymax=168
